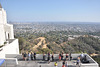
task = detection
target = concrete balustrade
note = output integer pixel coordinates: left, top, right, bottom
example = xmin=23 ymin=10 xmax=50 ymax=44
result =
xmin=1 ymin=53 xmax=98 ymax=67
xmin=6 ymin=54 xmax=79 ymax=60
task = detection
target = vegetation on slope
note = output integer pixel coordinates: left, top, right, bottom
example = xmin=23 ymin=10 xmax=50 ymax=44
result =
xmin=15 ymin=31 xmax=100 ymax=54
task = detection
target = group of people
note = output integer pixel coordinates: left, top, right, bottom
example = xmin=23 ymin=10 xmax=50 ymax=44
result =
xmin=54 ymin=61 xmax=68 ymax=67
xmin=22 ymin=52 xmax=73 ymax=67
xmin=22 ymin=52 xmax=86 ymax=67
xmin=22 ymin=52 xmax=36 ymax=61
xmin=58 ymin=53 xmax=72 ymax=61
xmin=43 ymin=52 xmax=72 ymax=62
xmin=22 ymin=52 xmax=72 ymax=61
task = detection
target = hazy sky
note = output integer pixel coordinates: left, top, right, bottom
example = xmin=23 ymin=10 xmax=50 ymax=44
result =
xmin=0 ymin=0 xmax=100 ymax=23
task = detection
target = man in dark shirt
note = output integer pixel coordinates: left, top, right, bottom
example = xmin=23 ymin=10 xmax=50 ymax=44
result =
xmin=62 ymin=60 xmax=65 ymax=65
xmin=52 ymin=53 xmax=54 ymax=61
xmin=24 ymin=53 xmax=27 ymax=61
xmin=43 ymin=53 xmax=46 ymax=61
xmin=48 ymin=52 xmax=50 ymax=64
xmin=31 ymin=52 xmax=33 ymax=60
xmin=61 ymin=53 xmax=63 ymax=60
xmin=34 ymin=52 xmax=36 ymax=60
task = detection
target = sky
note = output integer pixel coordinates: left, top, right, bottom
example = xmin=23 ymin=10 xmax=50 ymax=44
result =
xmin=0 ymin=0 xmax=100 ymax=23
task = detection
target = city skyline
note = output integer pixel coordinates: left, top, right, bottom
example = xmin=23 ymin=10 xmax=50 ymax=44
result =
xmin=0 ymin=0 xmax=100 ymax=23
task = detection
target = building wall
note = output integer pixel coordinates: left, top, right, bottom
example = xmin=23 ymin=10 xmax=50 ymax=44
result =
xmin=4 ymin=24 xmax=14 ymax=39
xmin=0 ymin=5 xmax=19 ymax=58
xmin=0 ymin=25 xmax=6 ymax=45
xmin=2 ymin=9 xmax=7 ymax=24
xmin=0 ymin=8 xmax=7 ymax=24
xmin=0 ymin=39 xmax=19 ymax=58
xmin=0 ymin=8 xmax=3 ymax=24
xmin=0 ymin=8 xmax=6 ymax=45
xmin=0 ymin=8 xmax=14 ymax=45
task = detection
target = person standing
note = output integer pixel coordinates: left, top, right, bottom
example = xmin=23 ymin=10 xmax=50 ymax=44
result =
xmin=48 ymin=52 xmax=50 ymax=61
xmin=66 ymin=53 xmax=68 ymax=61
xmin=54 ymin=62 xmax=57 ymax=67
xmin=76 ymin=57 xmax=81 ymax=67
xmin=62 ymin=60 xmax=65 ymax=65
xmin=43 ymin=53 xmax=46 ymax=61
xmin=52 ymin=53 xmax=54 ymax=61
xmin=61 ymin=53 xmax=63 ymax=60
xmin=62 ymin=65 xmax=65 ymax=67
xmin=69 ymin=52 xmax=72 ymax=61
xmin=24 ymin=52 xmax=27 ymax=61
xmin=28 ymin=52 xmax=31 ymax=61
xmin=48 ymin=52 xmax=50 ymax=64
xmin=22 ymin=53 xmax=24 ymax=60
xmin=59 ymin=53 xmax=61 ymax=61
xmin=62 ymin=61 xmax=65 ymax=67
xmin=34 ymin=52 xmax=36 ymax=60
xmin=31 ymin=52 xmax=33 ymax=60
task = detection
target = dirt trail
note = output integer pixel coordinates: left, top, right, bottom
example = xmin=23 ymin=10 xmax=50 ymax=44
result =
xmin=42 ymin=39 xmax=47 ymax=48
xmin=33 ymin=37 xmax=47 ymax=50
xmin=90 ymin=53 xmax=98 ymax=56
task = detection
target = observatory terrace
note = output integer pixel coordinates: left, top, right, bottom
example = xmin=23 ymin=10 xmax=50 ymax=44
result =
xmin=0 ymin=54 xmax=99 ymax=67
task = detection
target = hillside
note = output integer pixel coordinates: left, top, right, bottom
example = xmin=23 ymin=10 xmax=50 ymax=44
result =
xmin=17 ymin=31 xmax=100 ymax=54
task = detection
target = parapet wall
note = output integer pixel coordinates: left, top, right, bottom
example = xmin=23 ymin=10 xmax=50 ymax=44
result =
xmin=6 ymin=54 xmax=79 ymax=60
xmin=0 ymin=39 xmax=19 ymax=58
xmin=5 ymin=54 xmax=99 ymax=67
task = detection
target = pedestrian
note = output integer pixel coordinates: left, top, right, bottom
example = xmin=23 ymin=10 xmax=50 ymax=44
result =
xmin=69 ymin=52 xmax=72 ymax=61
xmin=62 ymin=65 xmax=65 ymax=67
xmin=34 ymin=52 xmax=36 ymax=60
xmin=59 ymin=53 xmax=61 ymax=61
xmin=54 ymin=62 xmax=57 ymax=67
xmin=66 ymin=53 xmax=68 ymax=61
xmin=48 ymin=52 xmax=50 ymax=64
xmin=61 ymin=53 xmax=63 ymax=60
xmin=31 ymin=52 xmax=33 ymax=60
xmin=24 ymin=52 xmax=27 ymax=61
xmin=48 ymin=52 xmax=50 ymax=61
xmin=22 ymin=53 xmax=24 ymax=60
xmin=52 ymin=53 xmax=54 ymax=61
xmin=28 ymin=52 xmax=31 ymax=61
xmin=62 ymin=60 xmax=65 ymax=67
xmin=43 ymin=53 xmax=45 ymax=61
xmin=62 ymin=60 xmax=65 ymax=65
xmin=76 ymin=57 xmax=80 ymax=67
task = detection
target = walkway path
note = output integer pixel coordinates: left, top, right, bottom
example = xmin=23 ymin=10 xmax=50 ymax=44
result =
xmin=17 ymin=60 xmax=76 ymax=67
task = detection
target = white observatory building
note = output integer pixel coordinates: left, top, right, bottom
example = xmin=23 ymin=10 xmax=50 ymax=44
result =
xmin=0 ymin=4 xmax=19 ymax=58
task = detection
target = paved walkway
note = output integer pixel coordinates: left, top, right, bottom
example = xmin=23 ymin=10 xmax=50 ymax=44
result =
xmin=3 ymin=60 xmax=77 ymax=67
